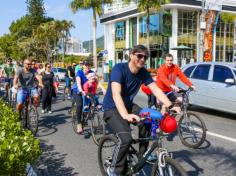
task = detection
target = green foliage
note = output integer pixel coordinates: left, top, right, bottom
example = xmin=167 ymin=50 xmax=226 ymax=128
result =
xmin=64 ymin=55 xmax=86 ymax=64
xmin=0 ymin=99 xmax=41 ymax=175
xmin=221 ymin=13 xmax=235 ymax=23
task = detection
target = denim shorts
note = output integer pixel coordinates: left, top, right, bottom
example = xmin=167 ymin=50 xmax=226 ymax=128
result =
xmin=17 ymin=88 xmax=38 ymax=104
xmin=65 ymin=77 xmax=71 ymax=87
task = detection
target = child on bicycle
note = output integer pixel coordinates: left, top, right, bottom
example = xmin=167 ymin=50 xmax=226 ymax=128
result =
xmin=83 ymin=72 xmax=101 ymax=110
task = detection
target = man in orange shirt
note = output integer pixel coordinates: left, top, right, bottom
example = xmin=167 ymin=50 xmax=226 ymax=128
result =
xmin=156 ymin=53 xmax=196 ymax=105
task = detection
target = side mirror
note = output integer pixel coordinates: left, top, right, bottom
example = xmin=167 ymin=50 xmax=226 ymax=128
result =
xmin=225 ymin=78 xmax=235 ymax=85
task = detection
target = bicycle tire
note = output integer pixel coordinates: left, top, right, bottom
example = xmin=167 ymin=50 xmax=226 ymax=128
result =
xmin=98 ymin=135 xmax=118 ymax=176
xmin=178 ymin=112 xmax=206 ymax=149
xmin=27 ymin=107 xmax=39 ymax=135
xmin=91 ymin=111 xmax=105 ymax=145
xmin=71 ymin=103 xmax=78 ymax=134
xmin=20 ymin=106 xmax=27 ymax=128
xmin=151 ymin=156 xmax=187 ymax=176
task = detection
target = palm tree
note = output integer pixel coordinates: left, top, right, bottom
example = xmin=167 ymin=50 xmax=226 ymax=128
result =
xmin=220 ymin=13 xmax=235 ymax=62
xmin=124 ymin=0 xmax=169 ymax=67
xmin=70 ymin=0 xmax=113 ymax=70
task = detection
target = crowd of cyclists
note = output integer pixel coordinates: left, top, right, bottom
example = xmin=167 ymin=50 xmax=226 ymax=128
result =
xmin=0 ymin=44 xmax=197 ymax=176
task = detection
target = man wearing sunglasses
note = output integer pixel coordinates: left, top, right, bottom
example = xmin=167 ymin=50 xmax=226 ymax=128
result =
xmin=2 ymin=58 xmax=15 ymax=98
xmin=13 ymin=58 xmax=43 ymax=112
xmin=103 ymin=45 xmax=178 ymax=175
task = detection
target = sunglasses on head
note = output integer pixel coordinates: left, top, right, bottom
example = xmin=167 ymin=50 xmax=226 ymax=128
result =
xmin=135 ymin=53 xmax=148 ymax=61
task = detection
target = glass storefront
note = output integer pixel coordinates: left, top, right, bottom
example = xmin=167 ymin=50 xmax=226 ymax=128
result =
xmin=177 ymin=11 xmax=198 ymax=66
xmin=216 ymin=19 xmax=234 ymax=62
xmin=115 ymin=21 xmax=126 ymax=63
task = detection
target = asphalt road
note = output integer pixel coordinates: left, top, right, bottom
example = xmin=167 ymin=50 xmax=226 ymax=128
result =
xmin=34 ymin=88 xmax=236 ymax=176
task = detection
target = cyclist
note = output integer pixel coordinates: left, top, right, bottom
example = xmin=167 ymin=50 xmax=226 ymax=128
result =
xmin=103 ymin=45 xmax=179 ymax=175
xmin=156 ymin=53 xmax=196 ymax=110
xmin=2 ymin=58 xmax=15 ymax=98
xmin=13 ymin=58 xmax=43 ymax=113
xmin=65 ymin=63 xmax=76 ymax=99
xmin=71 ymin=61 xmax=94 ymax=133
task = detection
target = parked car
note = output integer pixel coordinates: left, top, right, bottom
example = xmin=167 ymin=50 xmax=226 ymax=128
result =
xmin=52 ymin=67 xmax=67 ymax=81
xmin=176 ymin=62 xmax=236 ymax=114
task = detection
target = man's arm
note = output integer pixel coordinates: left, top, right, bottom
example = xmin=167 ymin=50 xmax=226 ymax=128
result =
xmin=177 ymin=67 xmax=195 ymax=89
xmin=112 ymin=82 xmax=140 ymax=122
xmin=13 ymin=74 xmax=19 ymax=89
xmin=76 ymin=76 xmax=85 ymax=95
xmin=35 ymin=74 xmax=43 ymax=88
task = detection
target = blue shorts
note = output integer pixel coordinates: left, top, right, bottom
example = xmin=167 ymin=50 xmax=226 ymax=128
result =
xmin=65 ymin=77 xmax=71 ymax=87
xmin=17 ymin=88 xmax=38 ymax=104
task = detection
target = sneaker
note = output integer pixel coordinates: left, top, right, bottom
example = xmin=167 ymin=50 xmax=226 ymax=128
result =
xmin=76 ymin=124 xmax=83 ymax=134
xmin=48 ymin=111 xmax=52 ymax=114
xmin=41 ymin=109 xmax=45 ymax=114
xmin=107 ymin=167 xmax=120 ymax=176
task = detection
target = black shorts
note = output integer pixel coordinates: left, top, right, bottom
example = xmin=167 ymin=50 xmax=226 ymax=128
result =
xmin=5 ymin=78 xmax=13 ymax=87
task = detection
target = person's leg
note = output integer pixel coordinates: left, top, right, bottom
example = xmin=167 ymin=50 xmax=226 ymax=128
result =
xmin=73 ymin=92 xmax=83 ymax=133
xmin=47 ymin=88 xmax=53 ymax=112
xmin=131 ymin=104 xmax=151 ymax=156
xmin=16 ymin=89 xmax=25 ymax=112
xmin=31 ymin=88 xmax=39 ymax=108
xmin=104 ymin=109 xmax=132 ymax=175
xmin=4 ymin=80 xmax=10 ymax=97
xmin=41 ymin=88 xmax=47 ymax=111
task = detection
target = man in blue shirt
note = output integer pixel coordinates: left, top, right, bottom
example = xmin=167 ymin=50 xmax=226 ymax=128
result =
xmin=103 ymin=45 xmax=176 ymax=175
xmin=71 ymin=61 xmax=94 ymax=133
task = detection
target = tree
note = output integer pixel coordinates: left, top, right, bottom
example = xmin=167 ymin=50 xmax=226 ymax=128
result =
xmin=70 ymin=0 xmax=113 ymax=70
xmin=124 ymin=0 xmax=169 ymax=67
xmin=220 ymin=13 xmax=235 ymax=62
xmin=26 ymin=0 xmax=46 ymax=26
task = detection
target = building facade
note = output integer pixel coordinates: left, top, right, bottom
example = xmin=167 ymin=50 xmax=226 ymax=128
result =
xmin=65 ymin=37 xmax=87 ymax=55
xmin=100 ymin=0 xmax=236 ymax=68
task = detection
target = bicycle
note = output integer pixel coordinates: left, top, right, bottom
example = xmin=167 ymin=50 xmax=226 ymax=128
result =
xmin=20 ymin=88 xmax=39 ymax=135
xmin=98 ymin=108 xmax=187 ymax=176
xmin=71 ymin=92 xmax=105 ymax=145
xmin=148 ymin=88 xmax=207 ymax=149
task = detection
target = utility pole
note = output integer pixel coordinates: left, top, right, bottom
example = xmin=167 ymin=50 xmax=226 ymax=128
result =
xmin=199 ymin=0 xmax=206 ymax=62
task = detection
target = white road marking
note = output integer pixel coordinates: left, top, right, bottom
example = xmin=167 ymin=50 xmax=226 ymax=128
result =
xmin=182 ymin=125 xmax=236 ymax=143
xmin=206 ymin=131 xmax=236 ymax=143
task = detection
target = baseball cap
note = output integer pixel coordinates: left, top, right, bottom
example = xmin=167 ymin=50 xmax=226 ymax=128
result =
xmin=83 ymin=61 xmax=90 ymax=66
xmin=87 ymin=72 xmax=97 ymax=80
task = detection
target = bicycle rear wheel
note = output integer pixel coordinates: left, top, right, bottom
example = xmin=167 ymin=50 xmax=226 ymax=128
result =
xmin=91 ymin=111 xmax=105 ymax=145
xmin=151 ymin=156 xmax=187 ymax=176
xmin=27 ymin=107 xmax=38 ymax=135
xmin=20 ymin=106 xmax=27 ymax=128
xmin=178 ymin=112 xmax=206 ymax=148
xmin=98 ymin=135 xmax=118 ymax=176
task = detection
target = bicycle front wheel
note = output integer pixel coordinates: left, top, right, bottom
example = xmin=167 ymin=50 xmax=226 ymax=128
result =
xmin=98 ymin=135 xmax=118 ymax=176
xmin=91 ymin=111 xmax=105 ymax=145
xmin=178 ymin=112 xmax=206 ymax=148
xmin=151 ymin=156 xmax=187 ymax=176
xmin=28 ymin=107 xmax=39 ymax=135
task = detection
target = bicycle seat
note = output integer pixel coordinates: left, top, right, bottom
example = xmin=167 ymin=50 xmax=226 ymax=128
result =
xmin=139 ymin=108 xmax=163 ymax=120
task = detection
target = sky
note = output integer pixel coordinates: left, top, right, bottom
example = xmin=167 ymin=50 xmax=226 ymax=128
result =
xmin=0 ymin=0 xmax=104 ymax=42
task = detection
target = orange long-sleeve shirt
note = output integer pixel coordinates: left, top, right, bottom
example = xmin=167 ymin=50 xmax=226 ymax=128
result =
xmin=156 ymin=64 xmax=192 ymax=92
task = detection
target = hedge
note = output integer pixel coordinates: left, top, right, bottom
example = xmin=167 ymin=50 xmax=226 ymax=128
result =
xmin=0 ymin=98 xmax=41 ymax=175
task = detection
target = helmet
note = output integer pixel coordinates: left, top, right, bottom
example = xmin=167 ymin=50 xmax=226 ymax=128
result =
xmin=141 ymin=84 xmax=152 ymax=95
xmin=159 ymin=115 xmax=177 ymax=133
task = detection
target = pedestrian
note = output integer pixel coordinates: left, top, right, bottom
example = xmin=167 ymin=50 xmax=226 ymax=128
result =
xmin=41 ymin=63 xmax=58 ymax=114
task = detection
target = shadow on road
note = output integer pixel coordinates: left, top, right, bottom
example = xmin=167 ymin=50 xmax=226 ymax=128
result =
xmin=173 ymin=145 xmax=236 ymax=175
xmin=35 ymin=140 xmax=79 ymax=176
xmin=189 ymin=106 xmax=235 ymax=120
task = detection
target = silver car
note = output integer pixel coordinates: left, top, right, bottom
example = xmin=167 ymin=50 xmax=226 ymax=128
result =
xmin=52 ymin=67 xmax=67 ymax=81
xmin=176 ymin=62 xmax=236 ymax=114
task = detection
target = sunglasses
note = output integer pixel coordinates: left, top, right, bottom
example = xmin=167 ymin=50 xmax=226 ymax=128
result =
xmin=24 ymin=63 xmax=32 ymax=65
xmin=47 ymin=66 xmax=51 ymax=68
xmin=7 ymin=60 xmax=12 ymax=62
xmin=135 ymin=53 xmax=148 ymax=61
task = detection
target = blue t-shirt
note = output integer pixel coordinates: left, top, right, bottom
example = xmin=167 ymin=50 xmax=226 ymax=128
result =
xmin=103 ymin=63 xmax=153 ymax=110
xmin=71 ymin=70 xmax=94 ymax=93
